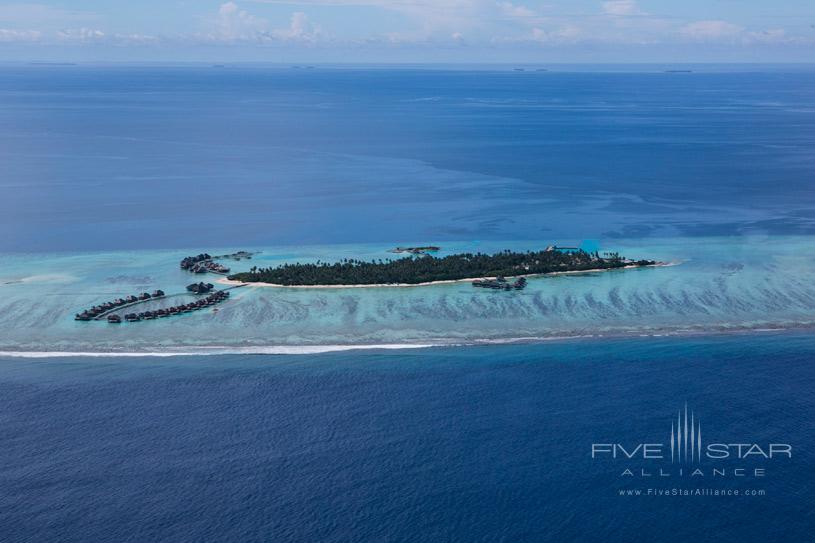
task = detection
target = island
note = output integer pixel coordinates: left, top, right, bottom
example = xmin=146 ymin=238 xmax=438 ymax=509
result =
xmin=391 ymin=246 xmax=441 ymax=255
xmin=179 ymin=250 xmax=256 ymax=275
xmin=226 ymin=248 xmax=658 ymax=287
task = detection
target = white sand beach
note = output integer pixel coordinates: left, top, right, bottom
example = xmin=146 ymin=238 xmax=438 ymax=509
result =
xmin=217 ymin=262 xmax=675 ymax=289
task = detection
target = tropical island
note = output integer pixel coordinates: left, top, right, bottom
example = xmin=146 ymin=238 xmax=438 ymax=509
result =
xmin=226 ymin=248 xmax=658 ymax=287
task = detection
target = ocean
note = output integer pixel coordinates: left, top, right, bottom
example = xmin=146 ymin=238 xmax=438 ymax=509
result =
xmin=0 ymin=65 xmax=813 ymax=540
xmin=1 ymin=334 xmax=813 ymax=541
xmin=1 ymin=65 xmax=814 ymax=251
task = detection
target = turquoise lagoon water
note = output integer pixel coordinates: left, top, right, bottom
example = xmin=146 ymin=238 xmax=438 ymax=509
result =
xmin=1 ymin=236 xmax=813 ymax=353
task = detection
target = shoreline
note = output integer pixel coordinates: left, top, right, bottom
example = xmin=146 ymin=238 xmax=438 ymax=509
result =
xmin=218 ymin=262 xmax=676 ymax=289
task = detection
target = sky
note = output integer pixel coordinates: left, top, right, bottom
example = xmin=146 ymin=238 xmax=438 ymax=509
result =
xmin=0 ymin=1 xmax=813 ymax=63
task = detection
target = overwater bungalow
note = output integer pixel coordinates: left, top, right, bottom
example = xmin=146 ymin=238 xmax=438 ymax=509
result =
xmin=75 ymin=286 xmax=232 ymax=325
xmin=180 ymin=252 xmax=240 ymax=274
xmin=180 ymin=253 xmax=213 ymax=270
xmin=472 ymin=276 xmax=527 ymax=291
xmin=187 ymin=282 xmax=215 ymax=294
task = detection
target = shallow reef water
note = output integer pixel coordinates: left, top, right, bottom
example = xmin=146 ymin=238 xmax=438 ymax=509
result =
xmin=1 ymin=236 xmax=813 ymax=353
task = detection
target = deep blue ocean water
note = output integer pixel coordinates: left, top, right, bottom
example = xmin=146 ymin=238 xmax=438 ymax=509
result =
xmin=1 ymin=65 xmax=814 ymax=251
xmin=1 ymin=333 xmax=813 ymax=542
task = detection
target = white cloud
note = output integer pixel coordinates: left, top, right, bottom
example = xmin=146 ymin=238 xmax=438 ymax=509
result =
xmin=199 ymin=3 xmax=323 ymax=43
xmin=494 ymin=24 xmax=581 ymax=44
xmin=498 ymin=2 xmax=536 ymax=19
xmin=602 ymin=0 xmax=641 ymax=16
xmin=57 ymin=28 xmax=106 ymax=43
xmin=0 ymin=0 xmax=809 ymax=53
xmin=0 ymin=25 xmax=160 ymax=46
xmin=679 ymin=20 xmax=743 ymax=42
xmin=272 ymin=11 xmax=321 ymax=41
xmin=112 ymin=33 xmax=161 ymax=46
xmin=213 ymin=1 xmax=270 ymax=41
xmin=0 ymin=28 xmax=42 ymax=42
xmin=678 ymin=21 xmax=806 ymax=45
xmin=251 ymin=0 xmax=511 ymax=38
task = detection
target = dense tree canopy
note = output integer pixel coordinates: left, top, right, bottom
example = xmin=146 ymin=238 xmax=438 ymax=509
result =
xmin=228 ymin=249 xmax=655 ymax=286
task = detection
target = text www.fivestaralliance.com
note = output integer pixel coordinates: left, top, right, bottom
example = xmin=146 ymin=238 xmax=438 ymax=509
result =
xmin=619 ymin=488 xmax=766 ymax=497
